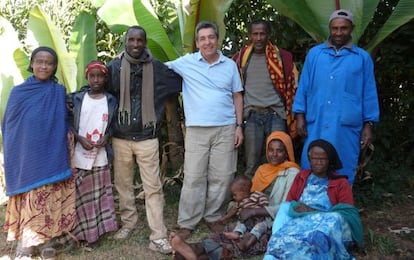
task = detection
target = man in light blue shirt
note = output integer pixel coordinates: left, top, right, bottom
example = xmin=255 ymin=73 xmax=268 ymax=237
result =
xmin=167 ymin=21 xmax=243 ymax=239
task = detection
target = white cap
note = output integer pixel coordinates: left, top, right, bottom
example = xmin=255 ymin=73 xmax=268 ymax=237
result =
xmin=329 ymin=9 xmax=354 ymax=24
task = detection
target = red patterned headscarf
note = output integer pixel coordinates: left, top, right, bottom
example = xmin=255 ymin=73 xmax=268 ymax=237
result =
xmin=85 ymin=61 xmax=109 ymax=78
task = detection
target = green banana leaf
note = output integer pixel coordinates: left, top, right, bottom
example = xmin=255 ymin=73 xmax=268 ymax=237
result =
xmin=266 ymin=0 xmax=328 ymax=42
xmin=168 ymin=16 xmax=184 ymax=55
xmin=366 ymin=0 xmax=414 ymax=53
xmin=26 ymin=6 xmax=77 ymax=92
xmin=358 ymin=0 xmax=380 ymax=42
xmin=0 ymin=17 xmax=24 ymax=123
xmin=266 ymin=0 xmax=379 ymax=43
xmin=13 ymin=49 xmax=31 ymax=81
xmin=267 ymin=0 xmax=414 ymax=54
xmin=98 ymin=0 xmax=178 ymax=61
xmin=131 ymin=0 xmax=179 ymax=60
xmin=97 ymin=0 xmax=138 ymax=33
xmin=70 ymin=11 xmax=98 ymax=89
xmin=98 ymin=0 xmax=234 ymax=59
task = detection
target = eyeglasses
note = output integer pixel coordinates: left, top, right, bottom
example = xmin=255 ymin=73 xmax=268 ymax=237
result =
xmin=33 ymin=60 xmax=55 ymax=67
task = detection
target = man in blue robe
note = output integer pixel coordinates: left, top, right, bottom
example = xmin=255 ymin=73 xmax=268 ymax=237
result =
xmin=293 ymin=9 xmax=380 ymax=184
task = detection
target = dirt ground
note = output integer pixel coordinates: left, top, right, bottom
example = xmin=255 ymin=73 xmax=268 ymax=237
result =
xmin=0 ymin=187 xmax=413 ymax=260
xmin=354 ymin=196 xmax=414 ymax=259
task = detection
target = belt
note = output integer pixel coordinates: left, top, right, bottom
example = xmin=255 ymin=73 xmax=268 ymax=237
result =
xmin=249 ymin=106 xmax=275 ymax=114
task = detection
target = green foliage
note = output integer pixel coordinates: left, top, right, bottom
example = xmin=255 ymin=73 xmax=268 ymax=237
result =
xmin=0 ymin=17 xmax=24 ymax=124
xmin=366 ymin=0 xmax=414 ymax=52
xmin=27 ymin=6 xmax=78 ymax=91
xmin=354 ymin=20 xmax=414 ymax=206
xmin=150 ymin=0 xmax=183 ymax=54
xmin=0 ymin=0 xmax=94 ymax=48
xmin=95 ymin=19 xmax=123 ymax=63
xmin=182 ymin=0 xmax=233 ymax=53
xmin=367 ymin=227 xmax=398 ymax=254
xmin=70 ymin=11 xmax=98 ymax=87
xmin=223 ymin=0 xmax=314 ymax=62
xmin=266 ymin=0 xmax=414 ymax=56
xmin=0 ymin=0 xmax=99 ymax=92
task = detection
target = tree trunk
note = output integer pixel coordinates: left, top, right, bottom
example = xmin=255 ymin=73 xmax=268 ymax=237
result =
xmin=164 ymin=94 xmax=184 ymax=170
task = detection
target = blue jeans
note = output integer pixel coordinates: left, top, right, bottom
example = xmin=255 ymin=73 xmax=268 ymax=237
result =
xmin=243 ymin=110 xmax=286 ymax=177
xmin=202 ymin=238 xmax=223 ymax=260
xmin=234 ymin=220 xmax=268 ymax=240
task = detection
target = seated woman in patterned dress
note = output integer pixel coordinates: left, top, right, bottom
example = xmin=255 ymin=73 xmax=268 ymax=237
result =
xmin=264 ymin=139 xmax=364 ymax=260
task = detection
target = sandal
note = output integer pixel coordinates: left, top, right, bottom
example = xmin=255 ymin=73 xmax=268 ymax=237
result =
xmin=41 ymin=247 xmax=56 ymax=260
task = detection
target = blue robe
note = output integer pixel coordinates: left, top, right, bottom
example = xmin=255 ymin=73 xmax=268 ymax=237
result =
xmin=2 ymin=76 xmax=71 ymax=196
xmin=292 ymin=42 xmax=379 ymax=184
xmin=264 ymin=174 xmax=361 ymax=260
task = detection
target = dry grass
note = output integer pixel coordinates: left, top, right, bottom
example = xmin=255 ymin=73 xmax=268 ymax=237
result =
xmin=1 ymin=182 xmax=413 ymax=259
xmin=0 ymin=183 xmax=262 ymax=260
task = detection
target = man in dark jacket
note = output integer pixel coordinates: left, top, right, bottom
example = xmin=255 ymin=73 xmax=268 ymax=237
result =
xmin=106 ymin=25 xmax=182 ymax=254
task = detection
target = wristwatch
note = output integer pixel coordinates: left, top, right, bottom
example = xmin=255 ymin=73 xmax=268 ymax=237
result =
xmin=364 ymin=121 xmax=374 ymax=128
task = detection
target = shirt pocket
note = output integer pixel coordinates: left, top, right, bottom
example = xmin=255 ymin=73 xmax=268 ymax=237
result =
xmin=339 ymin=93 xmax=362 ymax=127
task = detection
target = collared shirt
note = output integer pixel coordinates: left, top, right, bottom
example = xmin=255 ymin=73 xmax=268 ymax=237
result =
xmin=167 ymin=51 xmax=243 ymax=126
xmin=326 ymin=37 xmax=353 ymax=52
xmin=292 ymin=41 xmax=379 ymax=183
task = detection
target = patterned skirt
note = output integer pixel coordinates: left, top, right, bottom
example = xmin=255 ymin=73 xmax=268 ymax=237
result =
xmin=3 ymin=174 xmax=76 ymax=248
xmin=71 ymin=166 xmax=118 ymax=243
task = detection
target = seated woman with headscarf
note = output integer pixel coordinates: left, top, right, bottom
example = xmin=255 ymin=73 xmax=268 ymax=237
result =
xmin=264 ymin=139 xmax=364 ymax=260
xmin=170 ymin=131 xmax=300 ymax=259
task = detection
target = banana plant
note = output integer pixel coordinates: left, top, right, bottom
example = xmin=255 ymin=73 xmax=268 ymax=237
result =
xmin=98 ymin=0 xmax=180 ymax=61
xmin=365 ymin=0 xmax=414 ymax=53
xmin=98 ymin=0 xmax=234 ymax=58
xmin=0 ymin=6 xmax=97 ymax=93
xmin=0 ymin=17 xmax=25 ymax=125
xmin=0 ymin=5 xmax=98 ymax=159
xmin=25 ymin=6 xmax=78 ymax=91
xmin=176 ymin=0 xmax=234 ymax=54
xmin=97 ymin=0 xmax=235 ymax=172
xmin=70 ymin=11 xmax=98 ymax=88
xmin=266 ymin=0 xmax=414 ymax=54
xmin=1 ymin=0 xmax=235 ymax=145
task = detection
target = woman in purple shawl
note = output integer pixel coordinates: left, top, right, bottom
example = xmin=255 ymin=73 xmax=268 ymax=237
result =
xmin=2 ymin=46 xmax=76 ymax=259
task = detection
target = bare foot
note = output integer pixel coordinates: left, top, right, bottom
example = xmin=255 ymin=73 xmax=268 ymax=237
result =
xmin=222 ymin=231 xmax=241 ymax=240
xmin=237 ymin=232 xmax=257 ymax=251
xmin=169 ymin=232 xmax=197 ymax=260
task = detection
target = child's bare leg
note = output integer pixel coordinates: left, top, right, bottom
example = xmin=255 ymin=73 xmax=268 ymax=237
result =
xmin=169 ymin=232 xmax=197 ymax=260
xmin=222 ymin=231 xmax=241 ymax=240
xmin=237 ymin=232 xmax=257 ymax=251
